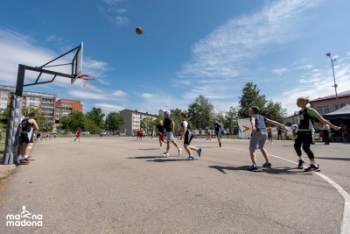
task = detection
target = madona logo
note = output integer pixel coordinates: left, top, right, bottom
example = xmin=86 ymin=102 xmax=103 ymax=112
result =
xmin=6 ymin=206 xmax=43 ymax=227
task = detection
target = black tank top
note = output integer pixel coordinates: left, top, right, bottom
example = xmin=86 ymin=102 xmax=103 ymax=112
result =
xmin=21 ymin=119 xmax=34 ymax=132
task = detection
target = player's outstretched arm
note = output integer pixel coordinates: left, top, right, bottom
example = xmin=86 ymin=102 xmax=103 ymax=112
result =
xmin=315 ymin=115 xmax=341 ymax=131
xmin=265 ymin=119 xmax=287 ymax=131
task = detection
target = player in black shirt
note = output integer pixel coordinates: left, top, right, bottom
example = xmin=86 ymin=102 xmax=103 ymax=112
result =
xmin=213 ymin=118 xmax=223 ymax=147
xmin=157 ymin=120 xmax=167 ymax=149
xmin=161 ymin=110 xmax=182 ymax=157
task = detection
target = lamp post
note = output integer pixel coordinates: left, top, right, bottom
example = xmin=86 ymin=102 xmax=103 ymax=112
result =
xmin=326 ymin=53 xmax=340 ymax=110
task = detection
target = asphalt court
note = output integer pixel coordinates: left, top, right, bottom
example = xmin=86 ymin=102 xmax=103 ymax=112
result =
xmin=1 ymin=137 xmax=349 ymax=234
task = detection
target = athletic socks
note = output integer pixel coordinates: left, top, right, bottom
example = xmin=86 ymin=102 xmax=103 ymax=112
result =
xmin=23 ymin=155 xmax=28 ymax=159
xmin=311 ymin=161 xmax=317 ymax=166
xmin=17 ymin=154 xmax=22 ymax=160
xmin=299 ymin=156 xmax=304 ymax=161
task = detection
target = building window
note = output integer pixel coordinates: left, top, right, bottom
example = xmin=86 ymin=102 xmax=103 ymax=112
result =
xmin=2 ymin=97 xmax=7 ymax=101
xmin=1 ymin=103 xmax=6 ymax=106
xmin=29 ymin=97 xmax=35 ymax=100
xmin=2 ymin=91 xmax=8 ymax=96
xmin=335 ymin=103 xmax=346 ymax=110
xmin=316 ymin=105 xmax=330 ymax=115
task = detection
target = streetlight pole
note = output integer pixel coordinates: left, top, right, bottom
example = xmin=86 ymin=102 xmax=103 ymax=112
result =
xmin=326 ymin=53 xmax=340 ymax=110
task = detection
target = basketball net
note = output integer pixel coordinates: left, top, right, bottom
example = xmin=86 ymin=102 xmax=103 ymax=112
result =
xmin=78 ymin=75 xmax=95 ymax=89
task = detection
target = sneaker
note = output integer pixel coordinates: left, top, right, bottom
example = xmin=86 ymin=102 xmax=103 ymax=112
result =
xmin=20 ymin=160 xmax=30 ymax=165
xmin=305 ymin=164 xmax=320 ymax=172
xmin=271 ymin=142 xmax=273 ymax=145
xmin=161 ymin=152 xmax=169 ymax=157
xmin=263 ymin=163 xmax=271 ymax=168
xmin=196 ymin=148 xmax=202 ymax=157
xmin=178 ymin=148 xmax=182 ymax=156
xmin=187 ymin=156 xmax=195 ymax=161
xmin=247 ymin=165 xmax=259 ymax=171
xmin=74 ymin=139 xmax=76 ymax=142
xmin=219 ymin=143 xmax=222 ymax=147
xmin=298 ymin=160 xmax=304 ymax=169
xmin=267 ymin=142 xmax=270 ymax=144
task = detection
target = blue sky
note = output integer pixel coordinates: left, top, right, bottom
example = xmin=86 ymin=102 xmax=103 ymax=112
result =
xmin=1 ymin=0 xmax=350 ymax=116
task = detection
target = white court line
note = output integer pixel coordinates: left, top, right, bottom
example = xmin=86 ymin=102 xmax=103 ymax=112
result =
xmin=224 ymin=147 xmax=350 ymax=234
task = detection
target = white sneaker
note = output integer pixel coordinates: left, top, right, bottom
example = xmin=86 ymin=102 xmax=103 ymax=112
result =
xmin=161 ymin=152 xmax=169 ymax=157
xmin=178 ymin=148 xmax=182 ymax=156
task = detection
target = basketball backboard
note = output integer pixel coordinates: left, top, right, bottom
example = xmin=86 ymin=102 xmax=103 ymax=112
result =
xmin=71 ymin=42 xmax=83 ymax=84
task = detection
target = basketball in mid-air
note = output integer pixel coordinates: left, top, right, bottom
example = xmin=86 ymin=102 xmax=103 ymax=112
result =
xmin=136 ymin=27 xmax=142 ymax=34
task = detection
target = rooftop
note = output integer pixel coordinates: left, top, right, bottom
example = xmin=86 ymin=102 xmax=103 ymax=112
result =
xmin=310 ymin=90 xmax=350 ymax=102
xmin=0 ymin=85 xmax=55 ymax=96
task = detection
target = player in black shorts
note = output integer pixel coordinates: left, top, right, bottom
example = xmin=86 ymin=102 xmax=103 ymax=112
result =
xmin=19 ymin=112 xmax=39 ymax=164
xmin=179 ymin=112 xmax=201 ymax=160
xmin=295 ymin=97 xmax=341 ymax=172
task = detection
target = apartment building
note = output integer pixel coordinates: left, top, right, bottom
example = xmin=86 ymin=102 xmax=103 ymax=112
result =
xmin=120 ymin=109 xmax=158 ymax=135
xmin=55 ymin=99 xmax=83 ymax=121
xmin=0 ymin=85 xmax=56 ymax=122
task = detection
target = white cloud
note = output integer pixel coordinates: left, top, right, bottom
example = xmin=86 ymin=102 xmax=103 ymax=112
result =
xmin=113 ymin=16 xmax=128 ymax=26
xmin=312 ymin=69 xmax=319 ymax=72
xmin=273 ymin=68 xmax=288 ymax=75
xmin=92 ymin=103 xmax=125 ymax=112
xmin=142 ymin=93 xmax=153 ymax=98
xmin=333 ymin=55 xmax=339 ymax=58
xmin=177 ymin=0 xmax=320 ymax=79
xmin=347 ymin=52 xmax=350 ymax=56
xmin=301 ymin=58 xmax=308 ymax=62
xmin=102 ymin=0 xmax=123 ymax=6
xmin=113 ymin=90 xmax=127 ymax=97
xmin=108 ymin=7 xmax=127 ymax=14
xmin=295 ymin=65 xmax=313 ymax=70
xmin=46 ymin=35 xmax=56 ymax=42
xmin=97 ymin=79 xmax=111 ymax=85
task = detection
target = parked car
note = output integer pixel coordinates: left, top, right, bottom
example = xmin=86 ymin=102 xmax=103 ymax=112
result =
xmin=81 ymin=131 xmax=90 ymax=135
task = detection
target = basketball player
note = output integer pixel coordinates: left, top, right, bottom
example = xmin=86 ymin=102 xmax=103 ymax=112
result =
xmin=74 ymin=129 xmax=81 ymax=142
xmin=19 ymin=112 xmax=39 ymax=164
xmin=213 ymin=118 xmax=223 ymax=147
xmin=161 ymin=110 xmax=182 ymax=157
xmin=179 ymin=112 xmax=201 ymax=160
xmin=157 ymin=120 xmax=166 ymax=149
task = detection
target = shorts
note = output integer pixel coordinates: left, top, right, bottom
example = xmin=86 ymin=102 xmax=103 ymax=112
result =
xmin=215 ymin=131 xmax=221 ymax=137
xmin=166 ymin=132 xmax=174 ymax=141
xmin=21 ymin=131 xmax=34 ymax=144
xmin=278 ymin=131 xmax=282 ymax=136
xmin=184 ymin=134 xmax=193 ymax=145
xmin=159 ymin=134 xmax=165 ymax=142
xmin=249 ymin=131 xmax=267 ymax=150
xmin=268 ymin=133 xmax=272 ymax=138
xmin=18 ymin=136 xmax=23 ymax=146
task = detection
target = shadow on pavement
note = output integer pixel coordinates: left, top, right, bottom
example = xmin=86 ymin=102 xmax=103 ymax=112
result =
xmin=209 ymin=165 xmax=311 ymax=175
xmin=128 ymin=156 xmax=164 ymax=159
xmin=318 ymin=157 xmax=350 ymax=161
xmin=138 ymin=148 xmax=159 ymax=150
xmin=147 ymin=158 xmax=196 ymax=162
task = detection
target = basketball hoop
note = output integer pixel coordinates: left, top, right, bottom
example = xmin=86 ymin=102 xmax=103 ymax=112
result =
xmin=78 ymin=75 xmax=95 ymax=88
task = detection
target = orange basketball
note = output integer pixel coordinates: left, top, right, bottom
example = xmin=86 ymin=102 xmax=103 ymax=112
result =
xmin=136 ymin=27 xmax=142 ymax=34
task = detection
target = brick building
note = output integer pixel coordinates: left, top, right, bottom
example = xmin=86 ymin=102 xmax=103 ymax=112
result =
xmin=55 ymin=99 xmax=83 ymax=122
xmin=310 ymin=90 xmax=350 ymax=115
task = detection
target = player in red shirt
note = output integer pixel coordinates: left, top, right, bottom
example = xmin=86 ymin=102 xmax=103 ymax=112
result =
xmin=140 ymin=128 xmax=144 ymax=141
xmin=137 ymin=130 xmax=140 ymax=141
xmin=74 ymin=129 xmax=82 ymax=142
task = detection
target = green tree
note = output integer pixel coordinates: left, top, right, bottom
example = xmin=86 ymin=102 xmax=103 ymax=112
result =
xmin=237 ymin=82 xmax=287 ymax=124
xmin=187 ymin=102 xmax=202 ymax=125
xmin=158 ymin=109 xmax=164 ymax=117
xmin=140 ymin=117 xmax=153 ymax=129
xmin=105 ymin=112 xmax=125 ymax=132
xmin=224 ymin=106 xmax=238 ymax=130
xmin=86 ymin=107 xmax=105 ymax=128
xmin=238 ymin=82 xmax=267 ymax=119
xmin=195 ymin=95 xmax=214 ymax=123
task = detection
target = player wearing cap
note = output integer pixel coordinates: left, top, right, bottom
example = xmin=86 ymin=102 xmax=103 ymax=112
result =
xmin=157 ymin=120 xmax=166 ymax=149
xmin=179 ymin=112 xmax=201 ymax=160
xmin=213 ymin=119 xmax=223 ymax=147
xmin=247 ymin=106 xmax=288 ymax=172
xmin=161 ymin=110 xmax=182 ymax=157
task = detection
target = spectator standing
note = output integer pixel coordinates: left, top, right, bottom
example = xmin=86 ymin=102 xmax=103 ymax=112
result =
xmin=323 ymin=124 xmax=330 ymax=145
xmin=277 ymin=127 xmax=283 ymax=140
